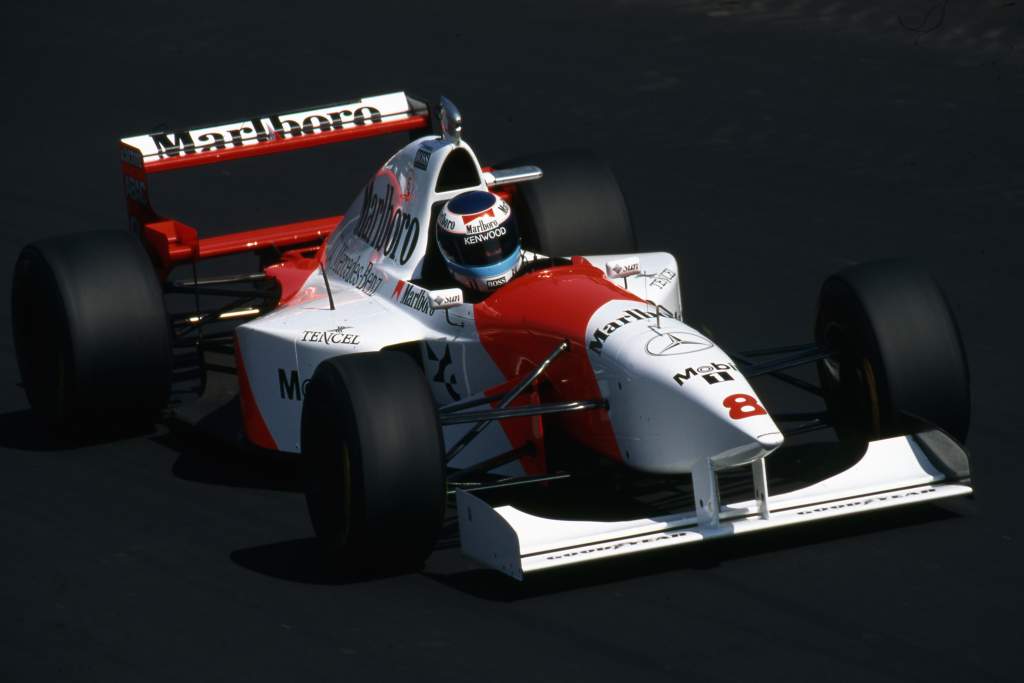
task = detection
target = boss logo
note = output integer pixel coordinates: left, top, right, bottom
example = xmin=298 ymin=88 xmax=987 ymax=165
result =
xmin=414 ymin=148 xmax=431 ymax=170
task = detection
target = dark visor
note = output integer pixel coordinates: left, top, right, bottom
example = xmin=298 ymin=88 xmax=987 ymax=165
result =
xmin=438 ymin=222 xmax=520 ymax=267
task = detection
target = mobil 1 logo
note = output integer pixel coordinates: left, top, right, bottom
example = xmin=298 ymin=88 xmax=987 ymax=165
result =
xmin=278 ymin=369 xmax=310 ymax=401
xmin=673 ymin=361 xmax=738 ymax=387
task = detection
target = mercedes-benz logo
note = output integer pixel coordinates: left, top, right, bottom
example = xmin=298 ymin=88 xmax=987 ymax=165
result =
xmin=645 ymin=328 xmax=713 ymax=356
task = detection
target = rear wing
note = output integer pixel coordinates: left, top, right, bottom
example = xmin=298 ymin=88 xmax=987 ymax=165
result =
xmin=119 ymin=91 xmax=431 ymax=274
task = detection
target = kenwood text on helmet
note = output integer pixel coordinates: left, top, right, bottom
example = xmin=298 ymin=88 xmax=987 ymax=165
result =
xmin=435 ymin=190 xmax=522 ymax=292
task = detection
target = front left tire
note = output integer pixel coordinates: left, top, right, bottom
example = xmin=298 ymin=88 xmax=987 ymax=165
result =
xmin=505 ymin=149 xmax=637 ymax=256
xmin=300 ymin=351 xmax=446 ymax=573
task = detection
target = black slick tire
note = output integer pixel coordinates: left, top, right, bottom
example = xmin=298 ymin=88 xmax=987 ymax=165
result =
xmin=506 ymin=149 xmax=636 ymax=256
xmin=11 ymin=230 xmax=172 ymax=433
xmin=815 ymin=259 xmax=970 ymax=444
xmin=300 ymin=351 xmax=446 ymax=574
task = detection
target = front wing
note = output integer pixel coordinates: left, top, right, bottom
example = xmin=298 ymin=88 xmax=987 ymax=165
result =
xmin=456 ymin=431 xmax=972 ymax=579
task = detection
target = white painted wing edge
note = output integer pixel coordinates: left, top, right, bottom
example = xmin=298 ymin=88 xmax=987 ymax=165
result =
xmin=456 ymin=434 xmax=972 ymax=580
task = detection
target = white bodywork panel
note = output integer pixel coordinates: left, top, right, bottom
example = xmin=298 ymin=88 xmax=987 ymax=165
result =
xmin=225 ymin=124 xmax=971 ymax=579
xmin=234 ymin=125 xmax=694 ymax=471
xmin=584 ymin=298 xmax=782 ymax=474
xmin=457 ymin=434 xmax=973 ymax=580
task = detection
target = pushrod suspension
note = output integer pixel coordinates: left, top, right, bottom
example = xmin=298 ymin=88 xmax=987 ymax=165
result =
xmin=444 ymin=340 xmax=569 ymax=463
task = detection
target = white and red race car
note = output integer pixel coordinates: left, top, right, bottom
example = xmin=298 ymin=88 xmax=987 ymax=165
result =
xmin=12 ymin=92 xmax=973 ymax=579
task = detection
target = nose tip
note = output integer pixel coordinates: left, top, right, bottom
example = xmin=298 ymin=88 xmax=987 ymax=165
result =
xmin=756 ymin=431 xmax=784 ymax=451
xmin=709 ymin=428 xmax=785 ymax=468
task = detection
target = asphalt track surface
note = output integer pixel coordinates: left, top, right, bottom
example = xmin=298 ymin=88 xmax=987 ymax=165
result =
xmin=3 ymin=2 xmax=1023 ymax=681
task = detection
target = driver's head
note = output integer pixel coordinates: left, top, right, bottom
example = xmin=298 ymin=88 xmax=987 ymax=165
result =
xmin=436 ymin=190 xmax=522 ymax=292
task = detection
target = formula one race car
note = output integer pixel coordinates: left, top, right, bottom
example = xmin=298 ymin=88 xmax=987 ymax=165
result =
xmin=12 ymin=92 xmax=973 ymax=579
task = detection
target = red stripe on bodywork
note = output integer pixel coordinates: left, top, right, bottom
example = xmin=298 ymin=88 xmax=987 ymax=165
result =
xmin=235 ymin=341 xmax=277 ymax=450
xmin=474 ymin=258 xmax=644 ymax=463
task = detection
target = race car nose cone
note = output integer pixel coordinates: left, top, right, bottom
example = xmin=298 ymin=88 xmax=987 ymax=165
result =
xmin=709 ymin=425 xmax=784 ymax=469
xmin=757 ymin=431 xmax=784 ymax=450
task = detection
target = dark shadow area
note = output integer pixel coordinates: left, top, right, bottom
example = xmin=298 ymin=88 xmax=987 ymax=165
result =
xmin=154 ymin=428 xmax=302 ymax=493
xmin=0 ymin=408 xmax=161 ymax=452
xmin=426 ymin=502 xmax=962 ymax=602
xmin=231 ymin=508 xmax=466 ymax=585
xmin=230 ymin=538 xmax=372 ymax=586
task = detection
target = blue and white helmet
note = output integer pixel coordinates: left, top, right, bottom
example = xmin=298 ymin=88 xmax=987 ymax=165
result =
xmin=436 ymin=190 xmax=522 ymax=292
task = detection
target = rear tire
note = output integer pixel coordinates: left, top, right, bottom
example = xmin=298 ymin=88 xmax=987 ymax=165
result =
xmin=506 ymin=149 xmax=636 ymax=256
xmin=815 ymin=260 xmax=970 ymax=444
xmin=300 ymin=351 xmax=446 ymax=573
xmin=11 ymin=230 xmax=172 ymax=433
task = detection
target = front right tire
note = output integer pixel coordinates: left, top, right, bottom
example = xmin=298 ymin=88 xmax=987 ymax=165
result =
xmin=815 ymin=259 xmax=970 ymax=444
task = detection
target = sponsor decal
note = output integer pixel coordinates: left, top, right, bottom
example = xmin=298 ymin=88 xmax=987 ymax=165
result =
xmin=398 ymin=169 xmax=416 ymax=202
xmin=645 ymin=300 xmax=682 ymax=322
xmin=646 ymin=328 xmax=713 ymax=357
xmin=328 ymin=250 xmax=384 ymax=296
xmin=120 ymin=146 xmax=143 ymax=168
xmin=673 ymin=361 xmax=737 ymax=386
xmin=541 ymin=527 xmax=700 ymax=563
xmin=392 ymin=280 xmax=435 ymax=316
xmin=426 ymin=342 xmax=461 ymax=400
xmin=649 ymin=267 xmax=676 ymax=290
xmin=464 ymin=225 xmax=506 ymax=244
xmin=414 ymin=148 xmax=431 ymax=170
xmin=123 ymin=175 xmax=147 ymax=204
xmin=352 ymin=182 xmax=420 ymax=264
xmin=723 ymin=393 xmax=767 ymax=419
xmin=391 ymin=282 xmax=461 ymax=314
xmin=278 ymin=368 xmax=310 ymax=401
xmin=485 ymin=276 xmax=507 ymax=289
xmin=605 ymin=257 xmax=641 ymax=279
xmin=299 ymin=325 xmax=360 ymax=346
xmin=589 ymin=308 xmax=659 ymax=354
xmin=796 ymin=488 xmax=937 ymax=516
xmin=465 ymin=217 xmax=502 ymax=235
xmin=539 ymin=487 xmax=943 ymax=561
xmin=462 ymin=207 xmax=494 ymax=225
xmin=147 ymin=105 xmax=383 ymax=159
xmin=430 ymin=288 xmax=463 ymax=309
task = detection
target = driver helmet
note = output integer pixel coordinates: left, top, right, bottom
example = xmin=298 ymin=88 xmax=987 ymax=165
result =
xmin=436 ymin=190 xmax=522 ymax=292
